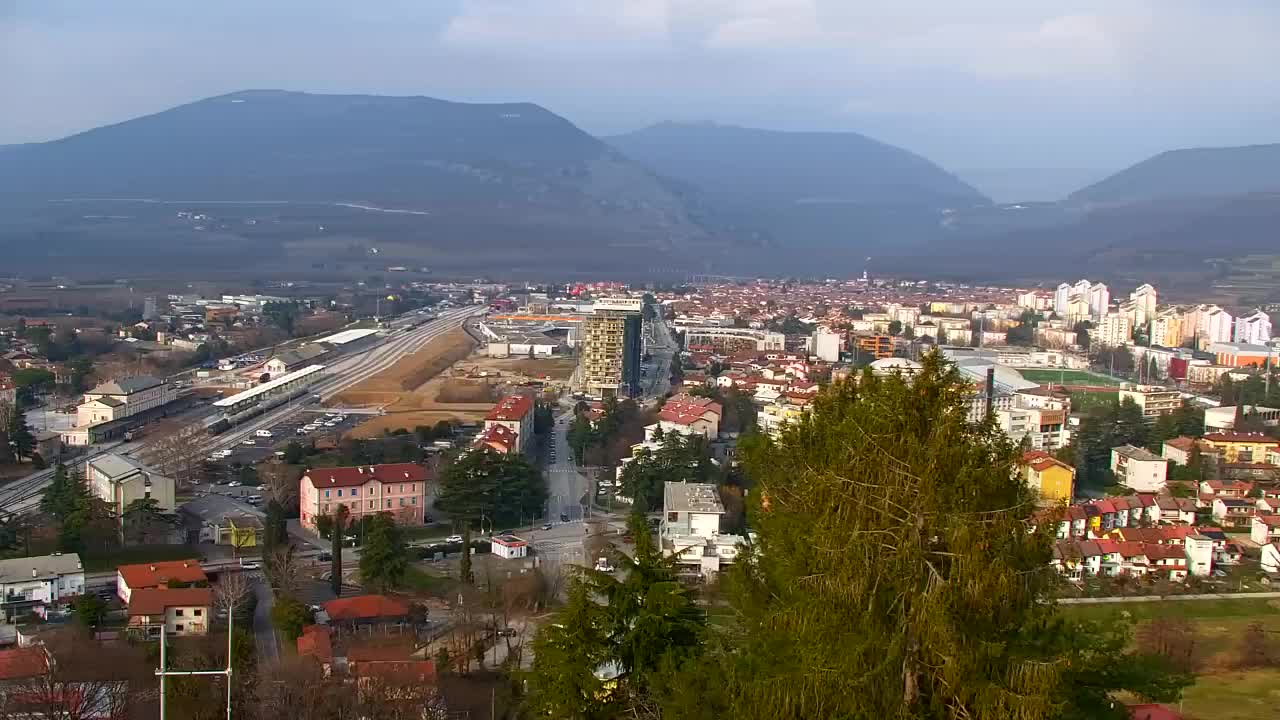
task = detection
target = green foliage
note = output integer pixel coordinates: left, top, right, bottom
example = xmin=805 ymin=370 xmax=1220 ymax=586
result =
xmin=358 ymin=512 xmax=409 ymax=593
xmin=313 ymin=512 xmax=334 ymax=540
xmin=1066 ymin=397 xmax=1151 ymax=489
xmin=525 ymin=582 xmax=614 ymax=719
xmin=10 ymin=367 xmax=56 ymax=390
xmin=330 ymin=505 xmax=347 ymax=596
xmin=283 ymin=440 xmax=306 ymax=465
xmin=5 ymin=405 xmax=35 ymax=460
xmin=122 ymin=497 xmax=169 ymax=545
xmin=618 ymin=433 xmax=716 ymax=511
xmin=270 ymin=596 xmax=311 ymax=642
xmin=888 ymin=319 xmax=903 ymax=336
xmin=41 ymin=463 xmax=78 ymax=519
xmin=72 ymin=593 xmax=108 ymax=628
xmin=534 ymin=403 xmax=555 ymax=435
xmin=437 ymin=448 xmax=548 ymax=528
xmin=264 ymin=499 xmax=288 ymax=550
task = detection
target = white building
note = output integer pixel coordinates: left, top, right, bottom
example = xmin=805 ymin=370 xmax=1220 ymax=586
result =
xmin=812 ymin=328 xmax=843 ymax=363
xmin=87 ymin=453 xmax=177 ymax=516
xmin=1111 ymin=445 xmax=1169 ymax=493
xmin=1234 ymin=310 xmax=1273 ymax=346
xmin=76 ymin=375 xmax=177 ymax=427
xmin=1197 ymin=305 xmax=1234 ymax=346
xmin=483 ymin=394 xmax=535 ymax=455
xmin=1087 ymin=283 xmax=1110 ymax=320
xmin=660 ymin=482 xmax=745 ymax=577
xmin=1117 ymin=384 xmax=1182 ymax=419
xmin=1054 ymin=283 xmax=1072 ymax=316
xmin=995 ymin=399 xmax=1070 ymax=452
xmin=1129 ymin=284 xmax=1158 ymax=327
xmin=0 ymin=553 xmax=85 ymax=622
xmin=489 ymin=534 xmax=528 ymax=560
xmin=1091 ymin=312 xmax=1132 ymax=348
xmin=1185 ymin=535 xmax=1215 ymax=577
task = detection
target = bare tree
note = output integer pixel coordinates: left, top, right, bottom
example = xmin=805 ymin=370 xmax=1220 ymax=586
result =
xmin=0 ymin=630 xmax=152 ymax=720
xmin=143 ymin=420 xmax=210 ymax=488
xmin=213 ymin=572 xmax=252 ymax=620
xmin=265 ymin=544 xmax=301 ymax=596
xmin=258 ymin=462 xmax=302 ymax=510
xmin=1136 ymin=617 xmax=1200 ymax=673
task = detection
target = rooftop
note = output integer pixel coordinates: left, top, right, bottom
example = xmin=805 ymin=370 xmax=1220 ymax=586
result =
xmin=313 ymin=328 xmax=380 ymax=345
xmin=0 ymin=553 xmax=83 ymax=584
xmin=1203 ymin=431 xmax=1275 ymax=444
xmin=486 ymin=393 xmax=534 ymax=422
xmin=87 ymin=453 xmax=151 ymax=481
xmin=127 ymin=587 xmax=213 ymax=616
xmin=213 ymin=364 xmax=325 ymax=408
xmin=117 ymin=559 xmax=206 ymax=589
xmin=664 ymin=481 xmax=725 ymax=515
xmin=324 ymin=594 xmax=409 ymax=622
xmin=303 ymin=463 xmax=430 ymax=489
xmin=88 ymin=375 xmax=164 ymax=396
xmin=1112 ymin=445 xmax=1167 ymax=462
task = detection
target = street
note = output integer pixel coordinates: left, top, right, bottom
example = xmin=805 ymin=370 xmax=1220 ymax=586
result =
xmin=251 ymin=575 xmax=280 ymax=664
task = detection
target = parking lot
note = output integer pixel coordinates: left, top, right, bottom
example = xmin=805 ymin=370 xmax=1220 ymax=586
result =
xmin=211 ymin=410 xmax=365 ymax=466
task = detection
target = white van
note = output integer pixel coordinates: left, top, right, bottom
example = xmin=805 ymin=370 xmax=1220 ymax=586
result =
xmin=255 ymin=429 xmax=273 ymax=438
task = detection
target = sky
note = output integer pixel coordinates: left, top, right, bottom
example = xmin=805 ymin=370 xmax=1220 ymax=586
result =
xmin=3 ymin=0 xmax=1279 ymax=176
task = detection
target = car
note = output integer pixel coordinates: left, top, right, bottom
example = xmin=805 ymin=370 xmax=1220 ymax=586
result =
xmin=239 ymin=561 xmax=260 ymax=571
xmin=445 ymin=534 xmax=464 ymax=544
xmin=541 ymin=523 xmax=553 ymax=531
xmin=325 ymin=421 xmax=338 ymax=427
xmin=255 ymin=429 xmax=273 ymax=438
xmin=241 ymin=439 xmax=256 ymax=445
xmin=560 ymin=513 xmax=569 ymax=523
xmin=334 ymin=416 xmax=346 ymax=422
xmin=593 ymin=559 xmax=615 ymax=573
xmin=296 ymin=428 xmax=308 ymax=435
xmin=496 ymin=627 xmax=518 ymax=638
xmin=256 ymin=485 xmax=266 ymax=491
xmin=228 ymin=481 xmax=242 ymax=487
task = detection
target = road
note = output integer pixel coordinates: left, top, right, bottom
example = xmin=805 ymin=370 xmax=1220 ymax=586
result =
xmin=251 ymin=575 xmax=280 ymax=664
xmin=545 ymin=411 xmax=591 ymax=525
xmin=641 ymin=315 xmax=676 ymax=399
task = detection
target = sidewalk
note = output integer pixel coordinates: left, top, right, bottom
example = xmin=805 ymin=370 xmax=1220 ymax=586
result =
xmin=1059 ymin=590 xmax=1280 ymax=605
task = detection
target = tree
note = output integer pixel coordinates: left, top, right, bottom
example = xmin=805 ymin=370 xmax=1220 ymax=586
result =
xmin=1047 ymin=617 xmax=1193 ymax=720
xmin=121 ymin=497 xmax=169 ymax=545
xmin=567 ymin=414 xmax=596 ymax=464
xmin=525 ymin=581 xmax=615 ymax=719
xmin=214 ymin=573 xmax=252 ymax=623
xmin=1235 ymin=622 xmax=1274 ymax=669
xmin=266 ymin=545 xmax=302 ymax=596
xmin=887 ymin=319 xmax=903 ymax=336
xmin=313 ymin=512 xmax=334 ymax=541
xmin=264 ymin=499 xmax=289 ymax=550
xmin=5 ymin=405 xmax=35 ymax=461
xmin=438 ymin=448 xmax=548 ymax=530
xmin=72 ymin=594 xmax=107 ymax=629
xmin=282 ymin=441 xmax=306 ymax=465
xmin=41 ymin=463 xmax=78 ymax=520
xmin=618 ymin=433 xmax=716 ymax=510
xmin=359 ymin=512 xmax=409 ymax=593
xmin=719 ymin=353 xmax=1095 ymax=718
xmin=1135 ymin=617 xmax=1200 ymax=674
xmin=271 ymin=596 xmax=311 ymax=642
xmin=330 ymin=505 xmax=348 ymax=596
xmin=0 ymin=630 xmax=151 ymax=720
xmin=145 ymin=420 xmax=209 ymax=488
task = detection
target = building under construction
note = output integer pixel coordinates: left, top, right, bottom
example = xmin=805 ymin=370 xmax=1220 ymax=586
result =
xmin=580 ymin=298 xmax=643 ymax=398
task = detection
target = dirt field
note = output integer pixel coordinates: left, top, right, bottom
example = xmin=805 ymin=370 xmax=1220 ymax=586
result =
xmin=336 ymin=328 xmax=512 ymax=438
xmin=461 ymin=354 xmax=577 ymax=383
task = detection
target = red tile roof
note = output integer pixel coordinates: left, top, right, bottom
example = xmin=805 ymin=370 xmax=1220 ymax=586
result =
xmin=1204 ymin=431 xmax=1272 ymax=443
xmin=1163 ymin=436 xmax=1197 ymax=452
xmin=304 ymin=463 xmax=430 ymax=490
xmin=127 ymin=587 xmax=213 ymax=616
xmin=117 ymin=560 xmax=206 ymax=590
xmin=473 ymin=423 xmax=517 ymax=453
xmin=659 ymin=393 xmax=722 ymax=426
xmin=1257 ymin=515 xmax=1280 ymax=528
xmin=297 ymin=625 xmax=333 ymax=664
xmin=1022 ymin=450 xmax=1073 ymax=473
xmin=323 ymin=594 xmax=409 ymax=622
xmin=486 ymin=393 xmax=533 ymax=422
xmin=0 ymin=647 xmax=47 ymax=681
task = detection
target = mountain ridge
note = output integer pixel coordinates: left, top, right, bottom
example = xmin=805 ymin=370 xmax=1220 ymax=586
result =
xmin=1069 ymin=142 xmax=1280 ymax=204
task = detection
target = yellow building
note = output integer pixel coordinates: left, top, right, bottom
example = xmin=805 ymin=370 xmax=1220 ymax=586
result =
xmin=1202 ymin=432 xmax=1277 ymax=464
xmin=1022 ymin=451 xmax=1075 ymax=503
xmin=1151 ymin=310 xmax=1183 ymax=349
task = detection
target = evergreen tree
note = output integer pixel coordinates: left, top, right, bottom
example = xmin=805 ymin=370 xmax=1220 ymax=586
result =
xmin=41 ymin=463 xmax=77 ymax=519
xmin=525 ymin=582 xmax=614 ymax=719
xmin=264 ymin=499 xmax=289 ymax=550
xmin=330 ymin=504 xmax=347 ymax=596
xmin=359 ymin=512 xmax=408 ymax=593
xmin=722 ymin=353 xmax=1066 ymax=719
xmin=6 ymin=407 xmax=34 ymax=460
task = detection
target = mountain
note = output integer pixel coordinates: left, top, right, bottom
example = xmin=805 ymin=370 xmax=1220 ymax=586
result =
xmin=0 ymin=90 xmax=715 ymax=274
xmin=1069 ymin=144 xmax=1280 ymax=204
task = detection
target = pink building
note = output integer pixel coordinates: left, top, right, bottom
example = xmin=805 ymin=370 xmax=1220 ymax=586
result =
xmin=299 ymin=463 xmax=431 ymax=531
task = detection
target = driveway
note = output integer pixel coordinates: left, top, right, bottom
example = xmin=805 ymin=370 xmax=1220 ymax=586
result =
xmin=251 ymin=576 xmax=280 ymax=664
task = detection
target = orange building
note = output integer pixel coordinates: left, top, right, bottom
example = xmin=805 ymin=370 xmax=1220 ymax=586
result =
xmin=854 ymin=335 xmax=894 ymax=360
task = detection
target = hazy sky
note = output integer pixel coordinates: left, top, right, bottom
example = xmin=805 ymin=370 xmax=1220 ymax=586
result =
xmin=3 ymin=0 xmax=1279 ymax=171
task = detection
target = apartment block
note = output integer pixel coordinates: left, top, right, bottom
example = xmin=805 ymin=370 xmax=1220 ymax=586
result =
xmin=581 ymin=298 xmax=642 ymax=398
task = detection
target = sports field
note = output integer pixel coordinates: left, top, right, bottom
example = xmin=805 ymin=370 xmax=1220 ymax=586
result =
xmin=1018 ymin=368 xmax=1122 ymax=386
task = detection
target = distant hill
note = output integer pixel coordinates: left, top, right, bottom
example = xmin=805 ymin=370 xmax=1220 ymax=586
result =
xmin=606 ymin=122 xmax=987 ymax=249
xmin=0 ymin=90 xmax=714 ymax=272
xmin=1070 ymin=144 xmax=1280 ymax=204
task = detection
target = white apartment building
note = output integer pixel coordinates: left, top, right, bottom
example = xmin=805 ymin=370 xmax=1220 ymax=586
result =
xmin=1118 ymin=384 xmax=1182 ymax=419
xmin=1196 ymin=305 xmax=1234 ymax=346
xmin=1087 ymin=283 xmax=1110 ymax=319
xmin=1065 ymin=295 xmax=1092 ymax=325
xmin=1111 ymin=445 xmax=1169 ymax=493
xmin=660 ymin=482 xmax=746 ymax=577
xmin=1129 ymin=284 xmax=1158 ymax=327
xmin=0 ymin=553 xmax=85 ymax=622
xmin=1053 ymin=283 xmax=1071 ymax=315
xmin=1234 ymin=310 xmax=1273 ymax=346
xmin=1091 ymin=312 xmax=1132 ymax=348
xmin=995 ymin=402 xmax=1070 ymax=452
xmin=812 ymin=327 xmax=843 ymax=362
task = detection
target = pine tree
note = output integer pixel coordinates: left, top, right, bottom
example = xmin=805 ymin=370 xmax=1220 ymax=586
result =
xmin=359 ymin=512 xmax=408 ymax=593
xmin=41 ymin=463 xmax=77 ymax=519
xmin=525 ymin=581 xmax=614 ymax=719
xmin=723 ymin=353 xmax=1064 ymax=719
xmin=6 ymin=408 xmax=34 ymax=461
xmin=330 ymin=504 xmax=347 ymax=596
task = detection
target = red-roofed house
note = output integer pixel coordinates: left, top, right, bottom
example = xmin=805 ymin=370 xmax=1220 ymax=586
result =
xmin=1251 ymin=515 xmax=1280 ymax=545
xmin=0 ymin=646 xmax=48 ymax=681
xmin=116 ymin=560 xmax=206 ymax=602
xmin=1020 ymin=451 xmax=1074 ymax=504
xmin=299 ymin=463 xmax=430 ymax=532
xmin=483 ymin=393 xmax=535 ymax=454
xmin=323 ymin=594 xmax=410 ymax=635
xmin=472 ymin=423 xmax=519 ymax=455
xmin=127 ymin=587 xmax=212 ymax=637
xmin=649 ymin=394 xmax=722 ymax=441
xmin=297 ymin=624 xmax=334 ymax=673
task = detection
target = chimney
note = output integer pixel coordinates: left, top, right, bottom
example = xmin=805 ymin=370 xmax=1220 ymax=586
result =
xmin=358 ymin=467 xmax=364 ymax=474
xmin=32 ymin=568 xmax=38 ymax=578
xmin=77 ymin=561 xmax=82 ymax=570
xmin=150 ymin=565 xmax=157 ymax=571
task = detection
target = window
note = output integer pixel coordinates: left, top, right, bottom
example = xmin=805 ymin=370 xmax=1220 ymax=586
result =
xmin=194 ymin=609 xmax=202 ymax=617
xmin=410 ymin=497 xmax=416 ymax=505
xmin=325 ymin=490 xmax=330 ymax=498
xmin=175 ymin=609 xmax=184 ymax=617
xmin=369 ymin=487 xmax=375 ymax=495
xmin=386 ymin=499 xmax=392 ymax=508
xmin=175 ymin=624 xmax=184 ymax=632
xmin=369 ymin=501 xmax=375 ymax=509
xmin=399 ymin=498 xmax=405 ymax=507
xmin=668 ymin=512 xmax=678 ymax=522
xmin=322 ymin=503 xmax=329 ymax=513
xmin=411 ymin=484 xmax=415 ymax=492
xmin=336 ymin=489 xmax=343 ymax=497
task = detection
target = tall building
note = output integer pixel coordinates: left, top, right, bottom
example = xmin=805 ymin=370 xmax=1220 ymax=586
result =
xmin=1087 ymin=282 xmax=1110 ymax=319
xmin=1092 ymin=312 xmax=1132 ymax=348
xmin=1129 ymin=284 xmax=1157 ymax=327
xmin=581 ymin=297 xmax=643 ymax=398
xmin=142 ymin=296 xmax=158 ymax=321
xmin=1053 ymin=283 xmax=1071 ymax=315
xmin=812 ymin=327 xmax=843 ymax=362
xmin=1200 ymin=306 xmax=1234 ymax=346
xmin=1151 ymin=309 xmax=1183 ymax=348
xmin=1234 ymin=309 xmax=1273 ymax=346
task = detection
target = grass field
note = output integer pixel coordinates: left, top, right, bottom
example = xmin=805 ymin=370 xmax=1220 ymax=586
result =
xmin=1019 ymin=368 xmax=1122 ymax=386
xmin=1064 ymin=598 xmax=1280 ymax=719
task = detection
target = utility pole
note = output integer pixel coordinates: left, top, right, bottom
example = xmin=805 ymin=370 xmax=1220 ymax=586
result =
xmin=156 ymin=608 xmax=235 ymax=720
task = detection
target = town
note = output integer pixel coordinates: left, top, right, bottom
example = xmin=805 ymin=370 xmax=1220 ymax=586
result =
xmin=0 ymin=271 xmax=1277 ymax=719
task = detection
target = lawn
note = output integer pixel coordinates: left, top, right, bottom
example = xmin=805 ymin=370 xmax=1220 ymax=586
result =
xmin=1060 ymin=597 xmax=1280 ymax=624
xmin=401 ymin=524 xmax=454 ymax=542
xmin=1067 ymin=390 xmax=1119 ymax=412
xmin=1019 ymin=369 xmax=1122 ymax=386
xmin=1179 ymin=669 xmax=1280 ymax=720
xmin=401 ymin=564 xmax=451 ymax=594
xmin=82 ymin=544 xmax=202 ymax=572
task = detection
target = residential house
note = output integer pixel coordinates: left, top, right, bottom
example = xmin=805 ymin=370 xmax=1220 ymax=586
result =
xmin=1251 ymin=515 xmax=1280 ymax=546
xmin=483 ymin=393 xmax=535 ymax=455
xmin=0 ymin=375 xmax=15 ymax=406
xmin=1020 ymin=451 xmax=1075 ymax=503
xmin=115 ymin=559 xmax=206 ymax=603
xmin=1111 ymin=445 xmax=1169 ymax=492
xmin=1161 ymin=436 xmax=1199 ymax=465
xmin=1117 ymin=385 xmax=1181 ymax=419
xmin=1211 ymin=498 xmax=1257 ymax=529
xmin=322 ymin=594 xmax=410 ymax=637
xmin=1155 ymin=496 xmax=1197 ymax=525
xmin=472 ymin=423 xmax=519 ymax=454
xmin=1198 ymin=480 xmax=1254 ymax=507
xmin=659 ymin=482 xmax=745 ymax=577
xmin=299 ymin=463 xmax=430 ymax=532
xmin=650 ymin=394 xmax=722 ymax=441
xmin=1144 ymin=544 xmax=1190 ymax=581
xmin=127 ymin=587 xmax=212 ymax=638
xmin=76 ymin=375 xmax=176 ymax=427
xmin=0 ymin=554 xmax=85 ymax=622
xmin=86 ymin=453 xmax=176 ymax=516
xmin=1262 ymin=542 xmax=1280 ymax=575
xmin=1202 ymin=432 xmax=1275 ymax=463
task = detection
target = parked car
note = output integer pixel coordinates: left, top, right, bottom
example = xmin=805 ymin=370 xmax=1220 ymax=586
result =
xmin=541 ymin=523 xmax=553 ymax=531
xmin=228 ymin=481 xmax=242 ymax=488
xmin=318 ymin=552 xmax=332 ymax=562
xmin=239 ymin=560 xmax=260 ymax=570
xmin=445 ymin=534 xmax=464 ymax=544
xmin=255 ymin=429 xmax=273 ymax=438
xmin=496 ymin=628 xmax=518 ymax=638
xmin=594 ymin=558 xmax=615 ymax=573
xmin=241 ymin=439 xmax=256 ymax=446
